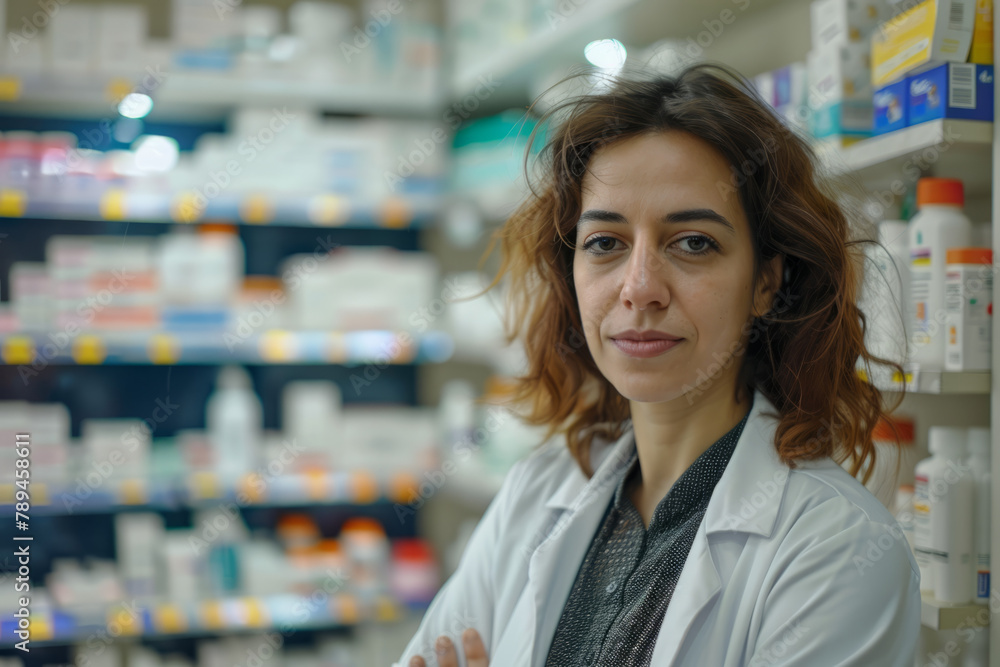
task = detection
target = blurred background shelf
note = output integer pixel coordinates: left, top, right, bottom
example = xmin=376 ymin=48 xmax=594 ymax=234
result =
xmin=0 ymin=330 xmax=455 ymax=366
xmin=0 ymin=190 xmax=441 ymax=228
xmin=0 ymin=594 xmax=426 ymax=647
xmin=921 ymin=593 xmax=990 ymax=631
xmin=449 ymin=0 xmax=800 ymax=114
xmin=818 ymin=119 xmax=994 ymax=196
xmin=862 ymin=368 xmax=993 ymax=395
xmin=0 ymin=70 xmax=439 ymax=124
xmin=0 ymin=468 xmax=426 ymax=515
xmin=0 ymin=0 xmax=994 ymax=665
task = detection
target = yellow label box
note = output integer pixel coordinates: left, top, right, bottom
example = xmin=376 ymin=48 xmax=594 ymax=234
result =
xmin=872 ymin=0 xmax=976 ymax=87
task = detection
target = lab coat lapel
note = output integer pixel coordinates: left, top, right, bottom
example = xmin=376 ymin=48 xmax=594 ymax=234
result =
xmin=650 ymin=389 xmax=789 ymax=666
xmin=515 ymin=423 xmax=638 ymax=667
xmin=648 ymin=523 xmax=722 ymax=664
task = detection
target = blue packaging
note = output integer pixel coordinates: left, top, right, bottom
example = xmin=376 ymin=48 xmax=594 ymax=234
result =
xmin=908 ymin=63 xmax=994 ymax=125
xmin=874 ymin=79 xmax=908 ymax=134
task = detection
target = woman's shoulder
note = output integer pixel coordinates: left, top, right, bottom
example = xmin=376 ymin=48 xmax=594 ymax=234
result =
xmin=508 ymin=436 xmax=589 ymax=499
xmin=776 ymin=458 xmax=919 ymax=577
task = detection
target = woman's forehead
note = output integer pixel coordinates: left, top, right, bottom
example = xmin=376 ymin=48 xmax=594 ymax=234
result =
xmin=580 ymin=132 xmax=747 ymax=227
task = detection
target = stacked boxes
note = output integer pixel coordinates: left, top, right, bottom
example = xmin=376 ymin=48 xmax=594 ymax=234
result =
xmin=872 ymin=0 xmax=977 ymax=88
xmin=871 ymin=0 xmax=992 ymax=133
xmin=808 ymin=0 xmax=890 ymax=144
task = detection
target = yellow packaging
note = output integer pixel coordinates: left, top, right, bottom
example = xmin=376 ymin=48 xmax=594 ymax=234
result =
xmin=969 ymin=0 xmax=993 ymax=64
xmin=871 ymin=0 xmax=976 ymax=86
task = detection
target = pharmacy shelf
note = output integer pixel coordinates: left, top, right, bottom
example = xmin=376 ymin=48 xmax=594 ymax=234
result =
xmin=817 ymin=119 xmax=994 ymax=197
xmin=440 ymin=469 xmax=506 ymax=509
xmin=0 ymin=593 xmax=428 ymax=647
xmin=0 ymin=190 xmax=442 ymax=229
xmin=921 ymin=593 xmax=990 ymax=631
xmin=0 ymin=330 xmax=455 ymax=366
xmin=0 ymin=70 xmax=439 ymax=121
xmin=0 ymin=468 xmax=425 ymax=516
xmin=449 ymin=0 xmax=794 ymax=113
xmin=861 ymin=367 xmax=992 ymax=395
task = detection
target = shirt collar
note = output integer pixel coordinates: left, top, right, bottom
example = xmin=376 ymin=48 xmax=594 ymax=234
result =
xmin=610 ymin=398 xmax=752 ymax=530
xmin=546 ymin=388 xmax=797 ymax=538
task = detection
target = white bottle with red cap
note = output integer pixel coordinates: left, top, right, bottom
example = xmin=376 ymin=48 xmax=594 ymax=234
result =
xmin=908 ymin=177 xmax=973 ymax=370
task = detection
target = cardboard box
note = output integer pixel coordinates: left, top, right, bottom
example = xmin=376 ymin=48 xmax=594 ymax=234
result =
xmin=47 ymin=4 xmax=97 ymax=73
xmin=871 ymin=0 xmax=976 ymax=86
xmin=808 ymin=44 xmax=874 ymax=138
xmin=774 ymin=63 xmax=808 ymax=107
xmin=753 ymin=71 xmax=776 ymax=106
xmin=812 ymin=0 xmax=887 ymax=48
xmin=969 ymin=0 xmax=993 ymax=64
xmin=908 ymin=62 xmax=994 ymax=123
xmin=874 ymin=78 xmax=909 ymax=132
xmin=97 ymin=5 xmax=148 ymax=72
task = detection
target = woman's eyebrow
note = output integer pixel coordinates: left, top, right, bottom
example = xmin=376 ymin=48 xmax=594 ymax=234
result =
xmin=576 ymin=208 xmax=736 ymax=235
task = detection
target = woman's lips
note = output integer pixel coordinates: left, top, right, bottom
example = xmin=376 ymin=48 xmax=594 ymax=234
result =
xmin=611 ymin=338 xmax=683 ymax=358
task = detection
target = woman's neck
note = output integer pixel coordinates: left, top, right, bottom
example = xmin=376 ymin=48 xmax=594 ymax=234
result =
xmin=626 ymin=383 xmax=752 ymax=520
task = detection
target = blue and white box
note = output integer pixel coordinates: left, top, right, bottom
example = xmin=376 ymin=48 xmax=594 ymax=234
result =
xmin=908 ymin=63 xmax=994 ymax=125
xmin=873 ymin=79 xmax=908 ymax=134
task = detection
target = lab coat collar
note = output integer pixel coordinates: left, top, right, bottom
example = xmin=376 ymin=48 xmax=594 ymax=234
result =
xmin=543 ymin=387 xmax=790 ymax=538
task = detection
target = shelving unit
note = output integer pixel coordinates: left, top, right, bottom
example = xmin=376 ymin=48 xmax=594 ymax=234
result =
xmin=0 ymin=0 xmax=996 ymax=664
xmin=449 ymin=0 xmax=797 ymax=114
xmin=0 ymin=467 xmax=425 ymax=515
xmin=0 ymin=70 xmax=440 ymax=122
xmin=921 ymin=594 xmax=990 ymax=632
xmin=818 ymin=119 xmax=994 ymax=196
xmin=0 ymin=191 xmax=440 ymax=228
xmin=0 ymin=593 xmax=426 ymax=647
xmin=0 ymin=330 xmax=455 ymax=366
xmin=862 ymin=367 xmax=993 ymax=395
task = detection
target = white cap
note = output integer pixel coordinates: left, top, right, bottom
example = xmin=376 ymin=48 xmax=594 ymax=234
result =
xmin=928 ymin=426 xmax=967 ymax=459
xmin=967 ymin=427 xmax=990 ymax=458
xmin=217 ymin=365 xmax=252 ymax=390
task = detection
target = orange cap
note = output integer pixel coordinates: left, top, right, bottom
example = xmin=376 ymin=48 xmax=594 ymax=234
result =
xmin=316 ymin=538 xmax=342 ymax=554
xmin=917 ymin=178 xmax=964 ymax=208
xmin=341 ymin=517 xmax=385 ymax=535
xmin=946 ymin=247 xmax=993 ymax=265
xmin=873 ymin=416 xmax=915 ymax=444
xmin=198 ymin=223 xmax=239 ymax=234
xmin=243 ymin=276 xmax=283 ymax=292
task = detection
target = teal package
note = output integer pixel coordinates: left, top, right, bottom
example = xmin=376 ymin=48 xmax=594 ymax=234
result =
xmin=909 ymin=63 xmax=994 ymax=125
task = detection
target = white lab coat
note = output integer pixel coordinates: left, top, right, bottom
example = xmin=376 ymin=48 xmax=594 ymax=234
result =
xmin=394 ymin=388 xmax=921 ymax=667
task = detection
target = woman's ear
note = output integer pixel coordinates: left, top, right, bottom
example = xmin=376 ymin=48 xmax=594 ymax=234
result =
xmin=752 ymin=254 xmax=785 ymax=319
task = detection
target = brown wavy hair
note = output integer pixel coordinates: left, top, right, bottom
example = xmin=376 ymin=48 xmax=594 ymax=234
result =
xmin=472 ymin=62 xmax=907 ymax=483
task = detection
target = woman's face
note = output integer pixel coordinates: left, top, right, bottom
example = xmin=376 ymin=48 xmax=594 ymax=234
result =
xmin=573 ymin=130 xmax=780 ymax=404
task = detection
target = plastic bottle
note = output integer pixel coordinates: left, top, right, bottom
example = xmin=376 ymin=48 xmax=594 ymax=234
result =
xmin=914 ymin=444 xmax=938 ymax=594
xmin=860 ymin=220 xmax=910 ymax=388
xmin=893 ymin=484 xmax=917 ymax=572
xmin=909 ymin=178 xmax=973 ymax=370
xmin=968 ymin=427 xmax=991 ymax=603
xmin=944 ymin=248 xmax=993 ymax=372
xmin=861 ymin=415 xmax=916 ymax=509
xmin=926 ymin=426 xmax=974 ymax=603
xmin=206 ymin=366 xmax=263 ymax=485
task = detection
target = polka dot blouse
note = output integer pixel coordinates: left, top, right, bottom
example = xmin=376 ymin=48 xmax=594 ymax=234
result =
xmin=544 ymin=398 xmax=753 ymax=666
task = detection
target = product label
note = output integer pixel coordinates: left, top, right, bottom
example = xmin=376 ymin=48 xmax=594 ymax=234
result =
xmin=911 ymin=262 xmax=932 ymax=343
xmin=977 ymin=558 xmax=990 ymax=599
xmin=949 ymin=63 xmax=976 ymax=108
xmin=914 ymin=474 xmax=933 ymax=552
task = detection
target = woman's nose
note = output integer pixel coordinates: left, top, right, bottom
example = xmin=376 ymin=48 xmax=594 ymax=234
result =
xmin=620 ymin=244 xmax=670 ymax=311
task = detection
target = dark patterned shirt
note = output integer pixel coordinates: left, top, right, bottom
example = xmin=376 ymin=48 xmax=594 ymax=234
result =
xmin=545 ymin=400 xmax=753 ymax=666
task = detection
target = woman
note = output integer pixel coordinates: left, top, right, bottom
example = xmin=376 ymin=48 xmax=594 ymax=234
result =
xmin=396 ymin=63 xmax=919 ymax=667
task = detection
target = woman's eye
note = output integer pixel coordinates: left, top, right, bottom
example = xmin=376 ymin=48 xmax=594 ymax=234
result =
xmin=581 ymin=235 xmax=619 ymax=254
xmin=581 ymin=234 xmax=719 ymax=256
xmin=677 ymin=235 xmax=719 ymax=255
